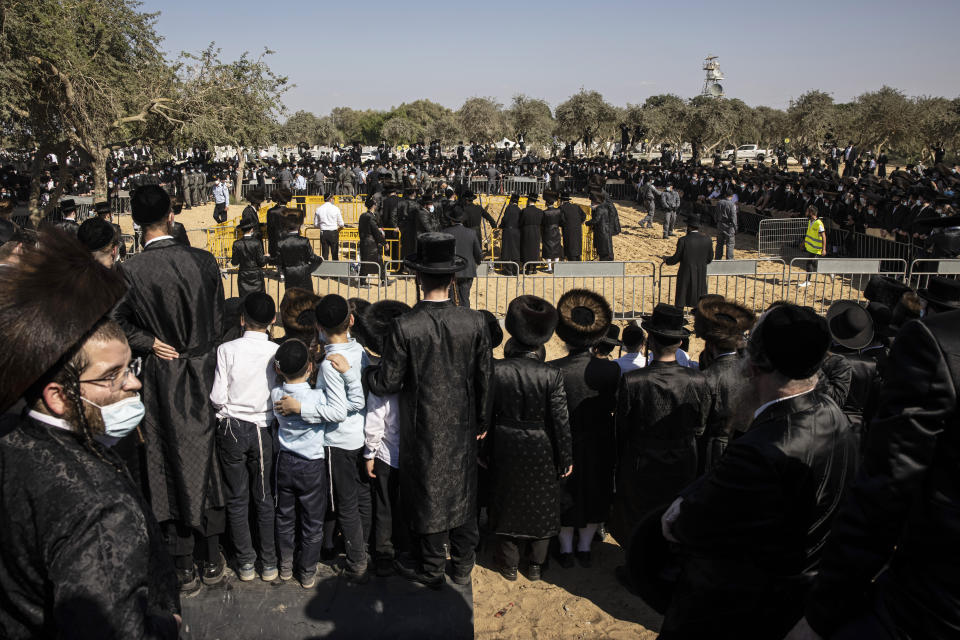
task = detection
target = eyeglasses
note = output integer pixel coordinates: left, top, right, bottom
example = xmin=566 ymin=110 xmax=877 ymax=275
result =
xmin=77 ymin=357 xmax=142 ymax=389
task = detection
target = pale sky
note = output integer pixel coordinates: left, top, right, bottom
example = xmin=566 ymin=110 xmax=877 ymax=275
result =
xmin=143 ymin=0 xmax=960 ymax=117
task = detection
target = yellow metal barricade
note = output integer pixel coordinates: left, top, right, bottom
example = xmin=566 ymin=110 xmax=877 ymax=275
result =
xmin=306 ymin=226 xmax=401 ymax=266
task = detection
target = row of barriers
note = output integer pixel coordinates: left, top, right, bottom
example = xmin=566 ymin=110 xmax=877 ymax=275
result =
xmin=214 ymin=257 xmax=960 ymax=320
xmin=757 ymin=216 xmax=920 ymax=265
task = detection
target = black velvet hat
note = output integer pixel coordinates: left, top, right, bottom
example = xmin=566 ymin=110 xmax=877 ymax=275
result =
xmin=242 ymin=292 xmax=276 ymax=325
xmin=526 ymin=192 xmax=539 ymax=203
xmin=748 ymin=304 xmax=830 ymax=379
xmin=59 ymin=198 xmax=77 ymax=214
xmin=131 ymin=185 xmax=171 ymax=225
xmin=479 ymin=309 xmax=503 ymax=349
xmin=555 ymin=289 xmax=613 ymax=348
xmin=77 ymin=217 xmax=117 ymax=253
xmin=642 ymin=304 xmax=690 ymax=341
xmin=460 ymin=190 xmax=476 ymax=201
xmin=354 ymin=299 xmax=411 ymax=355
xmin=827 ymin=301 xmax=874 ymax=350
xmin=246 ymin=188 xmax=266 ymax=204
xmin=404 ymin=232 xmax=467 ymax=274
xmin=505 ymin=295 xmax=558 ymax=347
xmin=275 ymin=339 xmax=309 ymax=377
xmin=314 ymin=294 xmax=350 ymax=329
xmin=93 ymin=201 xmax=111 ymax=216
xmin=918 ymin=276 xmax=960 ymax=311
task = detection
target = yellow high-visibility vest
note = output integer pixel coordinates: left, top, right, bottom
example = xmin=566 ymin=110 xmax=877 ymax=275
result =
xmin=804 ymin=218 xmax=825 ymax=255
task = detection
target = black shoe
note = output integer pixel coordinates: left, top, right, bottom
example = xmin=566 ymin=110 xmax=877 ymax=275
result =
xmin=177 ymin=567 xmax=201 ymax=596
xmin=526 ymin=563 xmax=542 ymax=582
xmin=498 ymin=565 xmax=518 ymax=582
xmin=556 ymin=552 xmax=575 ymax=569
xmin=576 ymin=551 xmax=592 ymax=568
xmin=345 ymin=568 xmax=371 ymax=585
xmin=394 ymin=560 xmax=444 ymax=590
xmin=449 ymin=565 xmax=473 ymax=586
xmin=201 ymin=552 xmax=226 ymax=585
xmin=374 ymin=556 xmax=395 ymax=577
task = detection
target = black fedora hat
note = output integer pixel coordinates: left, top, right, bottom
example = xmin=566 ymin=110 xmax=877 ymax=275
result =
xmin=918 ymin=276 xmax=960 ymax=311
xmin=403 ymin=232 xmax=467 ymax=274
xmin=59 ymin=198 xmax=77 ymax=213
xmin=641 ymin=303 xmax=690 ymax=341
xmin=827 ymin=300 xmax=874 ymax=350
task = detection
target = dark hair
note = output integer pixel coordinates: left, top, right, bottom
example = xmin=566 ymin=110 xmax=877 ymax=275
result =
xmin=418 ymin=272 xmax=454 ymax=291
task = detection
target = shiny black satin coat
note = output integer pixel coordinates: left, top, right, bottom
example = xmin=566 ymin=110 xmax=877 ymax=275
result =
xmin=365 ymin=300 xmax=492 ymax=534
xmin=664 ymin=391 xmax=857 ymax=639
xmin=559 ymin=202 xmax=585 ymax=260
xmin=265 ymin=204 xmax=284 ymax=257
xmin=113 ymin=238 xmax=225 ymax=527
xmin=485 ymin=353 xmax=573 ymax=538
xmin=806 ymin=311 xmax=960 ymax=639
xmin=541 ymin=207 xmax=563 ymax=259
xmin=816 ymin=353 xmax=853 ymax=408
xmin=519 ymin=205 xmax=543 ymax=264
xmin=0 ymin=417 xmax=180 ymax=639
xmin=548 ymin=349 xmax=620 ymax=527
xmin=699 ymin=352 xmax=748 ymax=471
xmin=357 ymin=212 xmax=385 ymax=278
xmin=230 ymin=235 xmax=267 ymax=298
xmin=611 ymin=361 xmax=713 ymax=543
xmin=276 ymin=233 xmax=322 ymax=293
xmin=663 ymin=230 xmax=713 ymax=307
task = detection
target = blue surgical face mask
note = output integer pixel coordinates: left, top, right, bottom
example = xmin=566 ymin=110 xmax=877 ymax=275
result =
xmin=83 ymin=393 xmax=145 ymax=441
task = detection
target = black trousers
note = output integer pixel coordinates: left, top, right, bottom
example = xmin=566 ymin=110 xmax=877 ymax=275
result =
xmin=451 ymin=278 xmax=473 ymax=308
xmin=370 ymin=458 xmax=407 ymax=559
xmin=215 ymin=418 xmax=276 ymax=566
xmin=275 ymin=451 xmax=328 ymax=576
xmin=495 ymin=536 xmax=550 ymax=568
xmin=320 ymin=229 xmax=339 ymax=260
xmin=416 ymin=518 xmax=479 ymax=580
xmin=326 ymin=446 xmax=370 ymax=573
xmin=162 ymin=509 xmax=225 ymax=570
xmin=213 ymin=202 xmax=227 ymax=223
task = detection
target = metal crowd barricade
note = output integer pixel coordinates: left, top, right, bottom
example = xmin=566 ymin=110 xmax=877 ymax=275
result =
xmin=603 ymin=180 xmax=635 ymax=201
xmin=315 ymin=226 xmax=401 ymax=268
xmin=758 ymin=217 xmax=808 ymax=259
xmin=657 ymin=259 xmax=787 ymax=314
xmin=502 ymin=177 xmax=545 ymax=196
xmin=522 ymin=260 xmax=657 ymax=319
xmin=785 ymin=257 xmax=908 ymax=315
xmin=908 ymin=258 xmax=960 ymax=291
xmin=828 ymin=228 xmax=915 ymax=266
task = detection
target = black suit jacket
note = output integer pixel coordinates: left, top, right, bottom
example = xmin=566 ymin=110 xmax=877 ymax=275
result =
xmin=447 ymin=222 xmax=482 ymax=279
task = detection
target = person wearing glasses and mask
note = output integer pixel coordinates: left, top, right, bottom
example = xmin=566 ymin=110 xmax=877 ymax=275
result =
xmin=0 ymin=231 xmax=181 ymax=639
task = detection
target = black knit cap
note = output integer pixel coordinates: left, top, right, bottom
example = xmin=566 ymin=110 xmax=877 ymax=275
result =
xmin=275 ymin=339 xmax=309 ymax=377
xmin=131 ymin=185 xmax=171 ymax=225
xmin=77 ymin=217 xmax=117 ymax=252
xmin=242 ymin=292 xmax=276 ymax=325
xmin=749 ymin=304 xmax=830 ymax=379
xmin=314 ymin=294 xmax=350 ymax=329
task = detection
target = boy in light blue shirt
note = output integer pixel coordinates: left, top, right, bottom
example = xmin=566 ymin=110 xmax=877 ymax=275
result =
xmin=271 ymin=338 xmax=356 ymax=589
xmin=275 ymin=294 xmax=369 ymax=582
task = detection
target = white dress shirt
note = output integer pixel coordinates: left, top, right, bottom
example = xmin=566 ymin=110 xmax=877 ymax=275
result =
xmin=210 ymin=331 xmax=279 ymax=427
xmin=314 ymin=202 xmax=345 ymax=230
xmin=753 ymin=389 xmax=813 ymax=420
xmin=363 ymin=391 xmax=400 ymax=467
xmin=615 ymin=351 xmax=646 ymax=374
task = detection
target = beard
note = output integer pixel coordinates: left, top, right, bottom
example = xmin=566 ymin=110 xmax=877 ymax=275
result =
xmin=62 ymin=396 xmax=106 ymax=436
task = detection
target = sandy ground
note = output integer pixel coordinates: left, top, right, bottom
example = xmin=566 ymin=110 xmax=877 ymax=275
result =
xmin=117 ymin=195 xmax=866 ymax=639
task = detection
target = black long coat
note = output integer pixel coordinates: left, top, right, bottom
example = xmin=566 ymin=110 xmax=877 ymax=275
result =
xmin=358 ymin=211 xmax=385 ymax=278
xmin=0 ymin=417 xmax=180 ymax=639
xmin=265 ymin=204 xmax=284 ymax=257
xmin=664 ymin=391 xmax=856 ymax=639
xmin=520 ymin=205 xmax=543 ymax=265
xmin=611 ymin=361 xmax=713 ymax=543
xmin=499 ymin=203 xmax=522 ymax=265
xmin=664 ymin=230 xmax=713 ymax=307
xmin=541 ymin=206 xmax=563 ymax=259
xmin=365 ymin=300 xmax=492 ymax=534
xmin=113 ymin=238 xmax=225 ymax=528
xmin=276 ymin=233 xmax=322 ymax=293
xmin=231 ymin=235 xmax=266 ymax=298
xmin=586 ymin=202 xmax=620 ymax=260
xmin=461 ymin=202 xmax=495 ymax=246
xmin=239 ymin=204 xmax=261 ymax=239
xmin=559 ymin=202 xmax=585 ymax=260
xmin=548 ymin=349 xmax=620 ymax=527
xmin=699 ymin=352 xmax=748 ymax=472
xmin=486 ymin=352 xmax=573 ymax=538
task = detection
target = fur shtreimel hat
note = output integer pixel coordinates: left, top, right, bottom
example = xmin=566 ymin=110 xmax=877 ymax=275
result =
xmin=279 ymin=287 xmax=320 ymax=335
xmin=505 ymin=295 xmax=558 ymax=347
xmin=555 ymin=289 xmax=613 ymax=348
xmin=353 ymin=299 xmax=412 ymax=355
xmin=694 ymin=299 xmax=756 ymax=349
xmin=0 ymin=229 xmax=127 ymax=412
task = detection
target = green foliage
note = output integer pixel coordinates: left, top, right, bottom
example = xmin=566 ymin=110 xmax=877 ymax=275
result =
xmin=507 ymin=95 xmax=555 ymax=144
xmin=553 ymin=90 xmax=617 ymax=146
xmin=457 ymin=97 xmax=505 ymax=143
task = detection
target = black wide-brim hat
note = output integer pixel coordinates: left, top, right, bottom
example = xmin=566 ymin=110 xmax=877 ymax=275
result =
xmin=918 ymin=276 xmax=960 ymax=310
xmin=555 ymin=289 xmax=613 ymax=348
xmin=623 ymin=504 xmax=678 ymax=615
xmin=403 ymin=232 xmax=467 ymax=274
xmin=642 ymin=303 xmax=691 ymax=340
xmin=827 ymin=300 xmax=875 ymax=350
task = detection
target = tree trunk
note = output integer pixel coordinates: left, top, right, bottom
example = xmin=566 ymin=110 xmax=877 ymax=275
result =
xmin=234 ymin=148 xmax=246 ymax=203
xmin=90 ymin=146 xmax=109 ymax=201
xmin=27 ymin=146 xmax=49 ymax=228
